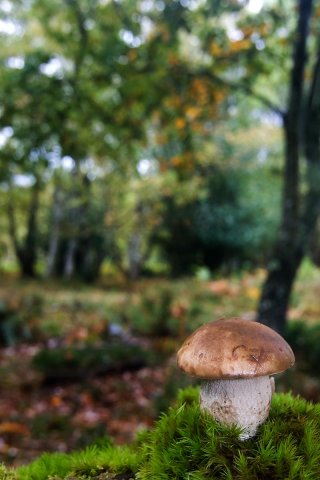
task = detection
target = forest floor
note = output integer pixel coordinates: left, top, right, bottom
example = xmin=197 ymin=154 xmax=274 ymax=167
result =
xmin=0 ymin=261 xmax=320 ymax=467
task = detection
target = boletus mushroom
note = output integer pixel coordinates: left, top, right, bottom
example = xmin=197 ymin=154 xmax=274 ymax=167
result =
xmin=177 ymin=318 xmax=295 ymax=439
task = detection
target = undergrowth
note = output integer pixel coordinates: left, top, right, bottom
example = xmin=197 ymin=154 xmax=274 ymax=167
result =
xmin=3 ymin=388 xmax=320 ymax=479
xmin=33 ymin=342 xmax=156 ymax=377
xmin=285 ymin=321 xmax=320 ymax=377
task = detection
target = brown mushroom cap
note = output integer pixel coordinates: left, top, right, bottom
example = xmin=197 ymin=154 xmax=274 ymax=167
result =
xmin=177 ymin=318 xmax=295 ymax=379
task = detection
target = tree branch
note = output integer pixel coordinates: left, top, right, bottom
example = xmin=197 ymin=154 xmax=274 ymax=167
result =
xmin=207 ymin=72 xmax=286 ymax=118
xmin=64 ymin=0 xmax=89 ymax=80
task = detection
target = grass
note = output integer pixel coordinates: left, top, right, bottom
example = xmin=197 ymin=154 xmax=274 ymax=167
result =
xmin=5 ymin=387 xmax=320 ymax=479
xmin=0 ymin=259 xmax=319 ymax=347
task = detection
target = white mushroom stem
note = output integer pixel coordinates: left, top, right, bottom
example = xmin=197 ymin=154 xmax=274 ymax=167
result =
xmin=200 ymin=375 xmax=273 ymax=440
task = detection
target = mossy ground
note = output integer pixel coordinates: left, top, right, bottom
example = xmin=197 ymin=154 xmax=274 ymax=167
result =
xmin=1 ymin=387 xmax=319 ymax=479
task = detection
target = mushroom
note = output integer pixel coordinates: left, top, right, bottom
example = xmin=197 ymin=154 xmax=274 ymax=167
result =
xmin=177 ymin=317 xmax=295 ymax=439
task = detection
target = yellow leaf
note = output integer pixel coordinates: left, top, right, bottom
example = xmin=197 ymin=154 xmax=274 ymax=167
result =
xmin=229 ymin=39 xmax=252 ymax=52
xmin=175 ymin=117 xmax=186 ymax=130
xmin=185 ymin=106 xmax=201 ymax=120
xmin=0 ymin=422 xmax=29 ymax=435
xmin=214 ymin=90 xmax=227 ymax=103
xmin=171 ymin=155 xmax=183 ymax=167
xmin=245 ymin=287 xmax=260 ymax=300
xmin=168 ymin=53 xmax=179 ymax=65
xmin=51 ymin=395 xmax=63 ymax=407
xmin=210 ymin=43 xmax=223 ymax=56
xmin=128 ymin=49 xmax=137 ymax=61
xmin=208 ymin=280 xmax=231 ymax=295
xmin=156 ymin=133 xmax=167 ymax=145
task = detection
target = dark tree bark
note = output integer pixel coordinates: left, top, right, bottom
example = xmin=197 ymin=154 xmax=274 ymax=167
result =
xmin=258 ymin=0 xmax=318 ymax=333
xmin=7 ymin=178 xmax=41 ymax=277
xmin=302 ymin=47 xmax=320 ymax=240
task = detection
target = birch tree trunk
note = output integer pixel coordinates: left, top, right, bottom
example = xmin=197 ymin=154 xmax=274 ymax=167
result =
xmin=46 ymin=186 xmax=64 ymax=277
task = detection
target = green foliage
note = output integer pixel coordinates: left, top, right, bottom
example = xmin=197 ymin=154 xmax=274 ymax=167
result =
xmin=153 ymin=166 xmax=278 ymax=275
xmin=0 ymin=300 xmax=30 ymax=346
xmin=15 ymin=388 xmax=320 ymax=479
xmin=128 ymin=284 xmax=178 ymax=337
xmin=0 ymin=0 xmax=288 ymax=280
xmin=126 ymin=281 xmax=217 ymax=338
xmin=194 ymin=167 xmax=277 ymax=263
xmin=285 ymin=321 xmax=320 ymax=378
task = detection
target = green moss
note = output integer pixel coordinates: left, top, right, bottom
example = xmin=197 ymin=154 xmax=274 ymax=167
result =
xmin=17 ymin=444 xmax=138 ymax=480
xmin=0 ymin=464 xmax=16 ymax=480
xmin=137 ymin=388 xmax=320 ymax=479
xmin=15 ymin=388 xmax=320 ymax=479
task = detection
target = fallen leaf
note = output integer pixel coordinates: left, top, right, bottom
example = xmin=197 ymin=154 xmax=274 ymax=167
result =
xmin=0 ymin=422 xmax=29 ymax=435
xmin=245 ymin=287 xmax=260 ymax=300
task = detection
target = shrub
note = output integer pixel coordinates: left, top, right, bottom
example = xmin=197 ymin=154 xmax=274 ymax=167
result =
xmin=152 ymin=166 xmax=278 ymax=275
xmin=285 ymin=320 xmax=320 ymax=377
xmin=128 ymin=284 xmax=179 ymax=337
xmin=126 ymin=282 xmax=214 ymax=339
xmin=33 ymin=342 xmax=156 ymax=382
xmin=0 ymin=300 xmax=30 ymax=347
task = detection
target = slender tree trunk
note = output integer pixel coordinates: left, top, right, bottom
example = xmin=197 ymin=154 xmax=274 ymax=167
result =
xmin=127 ymin=202 xmax=153 ymax=280
xmin=64 ymin=238 xmax=77 ymax=278
xmin=22 ymin=179 xmax=40 ymax=277
xmin=7 ymin=189 xmax=21 ymax=264
xmin=257 ymin=0 xmax=313 ymax=333
xmin=128 ymin=232 xmax=143 ymax=280
xmin=62 ymin=170 xmax=91 ymax=279
xmin=7 ymin=179 xmax=40 ymax=277
xmin=46 ymin=186 xmax=64 ymax=277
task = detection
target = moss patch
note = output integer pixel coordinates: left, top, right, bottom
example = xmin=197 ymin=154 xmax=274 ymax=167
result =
xmin=9 ymin=388 xmax=320 ymax=479
xmin=138 ymin=388 xmax=320 ymax=479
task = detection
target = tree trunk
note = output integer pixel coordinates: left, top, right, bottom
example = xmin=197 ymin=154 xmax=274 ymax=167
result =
xmin=46 ymin=186 xmax=64 ymax=277
xmin=257 ymin=117 xmax=305 ymax=334
xmin=127 ymin=203 xmax=152 ymax=280
xmin=257 ymin=0 xmax=313 ymax=333
xmin=7 ymin=179 xmax=40 ymax=277
xmin=64 ymin=237 xmax=77 ymax=278
xmin=20 ymin=179 xmax=41 ymax=277
xmin=128 ymin=232 xmax=143 ymax=280
xmin=302 ymin=48 xmax=320 ymax=242
xmin=257 ymin=244 xmax=304 ymax=334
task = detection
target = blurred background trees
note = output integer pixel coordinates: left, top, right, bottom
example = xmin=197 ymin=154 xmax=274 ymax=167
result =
xmin=0 ymin=0 xmax=319 ymax=329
